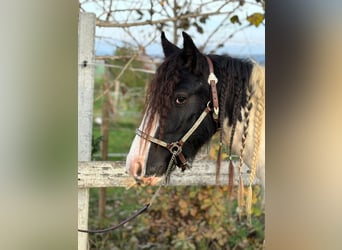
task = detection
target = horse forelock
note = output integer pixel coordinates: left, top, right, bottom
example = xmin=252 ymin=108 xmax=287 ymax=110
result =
xmin=143 ymin=55 xmax=183 ymax=139
xmin=144 ymin=53 xmax=211 ymax=140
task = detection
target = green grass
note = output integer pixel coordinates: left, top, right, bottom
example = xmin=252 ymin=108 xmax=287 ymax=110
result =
xmin=91 ymin=111 xmax=143 ymax=160
xmin=93 ymin=126 xmax=134 ymax=158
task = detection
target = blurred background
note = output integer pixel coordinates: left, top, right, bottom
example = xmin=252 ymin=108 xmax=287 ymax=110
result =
xmin=1 ymin=1 xmax=342 ymax=249
xmin=79 ymin=1 xmax=265 ymax=249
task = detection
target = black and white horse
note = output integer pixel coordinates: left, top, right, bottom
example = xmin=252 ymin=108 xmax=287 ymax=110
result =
xmin=126 ymin=32 xmax=265 ymax=191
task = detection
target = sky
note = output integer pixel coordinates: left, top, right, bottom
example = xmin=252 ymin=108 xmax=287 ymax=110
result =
xmin=82 ymin=1 xmax=265 ymax=58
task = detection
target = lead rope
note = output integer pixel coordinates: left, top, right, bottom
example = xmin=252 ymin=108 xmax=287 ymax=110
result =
xmin=78 ymin=153 xmax=176 ymax=234
xmin=149 ymin=152 xmax=177 ymax=206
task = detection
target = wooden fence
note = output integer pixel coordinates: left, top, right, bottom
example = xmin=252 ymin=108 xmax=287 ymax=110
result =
xmin=77 ymin=13 xmax=259 ymax=250
xmin=78 ymin=160 xmax=256 ymax=188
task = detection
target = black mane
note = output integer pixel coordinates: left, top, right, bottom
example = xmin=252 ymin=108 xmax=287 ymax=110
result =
xmin=144 ymin=52 xmax=253 ymax=138
xmin=210 ymin=55 xmax=253 ymax=126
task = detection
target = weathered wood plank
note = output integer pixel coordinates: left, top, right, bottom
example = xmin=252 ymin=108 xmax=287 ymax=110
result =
xmin=78 ymin=12 xmax=96 ymax=250
xmin=78 ymin=160 xmax=260 ymax=188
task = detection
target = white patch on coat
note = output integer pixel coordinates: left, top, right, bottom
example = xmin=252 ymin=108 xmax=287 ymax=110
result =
xmin=126 ymin=112 xmax=159 ymax=177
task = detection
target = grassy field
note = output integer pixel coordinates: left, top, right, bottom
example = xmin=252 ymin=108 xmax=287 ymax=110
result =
xmin=92 ymin=118 xmax=138 ymax=161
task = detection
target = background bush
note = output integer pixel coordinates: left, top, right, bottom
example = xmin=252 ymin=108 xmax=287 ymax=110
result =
xmin=88 ymin=185 xmax=264 ymax=249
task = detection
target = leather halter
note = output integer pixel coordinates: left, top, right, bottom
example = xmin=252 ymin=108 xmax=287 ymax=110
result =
xmin=136 ymin=56 xmax=219 ymax=171
xmin=206 ymin=56 xmax=219 ymax=121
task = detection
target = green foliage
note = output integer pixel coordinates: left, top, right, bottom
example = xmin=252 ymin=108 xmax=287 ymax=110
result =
xmin=107 ymin=47 xmax=153 ymax=89
xmin=92 ymin=124 xmax=136 ymax=161
xmin=92 ymin=45 xmax=151 ymax=160
xmin=155 ymin=1 xmax=264 ymax=37
xmin=230 ymin=15 xmax=242 ymax=25
xmin=247 ymin=13 xmax=264 ymax=27
xmin=88 ymin=186 xmax=264 ymax=249
xmin=91 ymin=135 xmax=103 ymax=159
xmin=199 ymin=15 xmax=208 ymax=24
xmin=193 ymin=22 xmax=204 ymax=34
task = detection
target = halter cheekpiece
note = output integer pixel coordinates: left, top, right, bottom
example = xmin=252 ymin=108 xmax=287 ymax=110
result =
xmin=136 ymin=56 xmax=219 ymax=172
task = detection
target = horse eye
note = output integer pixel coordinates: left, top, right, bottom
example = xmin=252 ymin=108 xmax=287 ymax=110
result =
xmin=175 ymin=96 xmax=187 ymax=105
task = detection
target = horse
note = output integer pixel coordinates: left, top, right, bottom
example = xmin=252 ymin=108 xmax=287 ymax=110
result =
xmin=126 ymin=32 xmax=265 ymax=197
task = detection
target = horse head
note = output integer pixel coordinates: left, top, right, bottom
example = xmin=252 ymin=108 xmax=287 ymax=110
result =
xmin=126 ymin=32 xmax=218 ymax=183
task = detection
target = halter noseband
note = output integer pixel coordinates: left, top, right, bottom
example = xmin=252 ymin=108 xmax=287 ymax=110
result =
xmin=136 ymin=56 xmax=219 ymax=172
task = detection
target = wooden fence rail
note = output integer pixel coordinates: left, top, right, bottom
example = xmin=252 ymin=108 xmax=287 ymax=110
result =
xmin=78 ymin=160 xmax=259 ymax=188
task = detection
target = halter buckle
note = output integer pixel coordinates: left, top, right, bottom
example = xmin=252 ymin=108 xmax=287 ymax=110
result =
xmin=208 ymin=72 xmax=218 ymax=85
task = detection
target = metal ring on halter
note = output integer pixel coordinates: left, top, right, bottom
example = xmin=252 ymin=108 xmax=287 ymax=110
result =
xmin=167 ymin=142 xmax=182 ymax=156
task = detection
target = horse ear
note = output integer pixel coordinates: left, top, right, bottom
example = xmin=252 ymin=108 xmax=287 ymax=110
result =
xmin=182 ymin=31 xmax=200 ymax=55
xmin=182 ymin=31 xmax=203 ymax=70
xmin=161 ymin=32 xmax=181 ymax=57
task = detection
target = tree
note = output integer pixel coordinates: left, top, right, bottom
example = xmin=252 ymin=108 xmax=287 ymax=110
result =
xmin=80 ymin=0 xmax=265 ymax=54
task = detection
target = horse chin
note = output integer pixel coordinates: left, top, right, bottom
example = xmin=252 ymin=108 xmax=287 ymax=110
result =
xmin=135 ymin=164 xmax=169 ymax=186
xmin=135 ymin=175 xmax=163 ymax=186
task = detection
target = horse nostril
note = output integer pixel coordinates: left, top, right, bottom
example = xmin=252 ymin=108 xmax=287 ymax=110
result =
xmin=136 ymin=165 xmax=142 ymax=176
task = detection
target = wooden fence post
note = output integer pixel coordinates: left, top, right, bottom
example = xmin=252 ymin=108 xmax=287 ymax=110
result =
xmin=78 ymin=12 xmax=96 ymax=250
xmin=98 ymin=67 xmax=111 ymax=219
